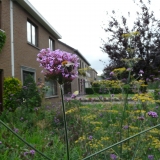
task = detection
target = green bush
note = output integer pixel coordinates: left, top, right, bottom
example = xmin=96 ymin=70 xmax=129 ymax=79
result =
xmin=3 ymin=77 xmax=22 ymax=111
xmin=85 ymin=88 xmax=94 ymax=94
xmin=19 ymin=74 xmax=41 ymax=111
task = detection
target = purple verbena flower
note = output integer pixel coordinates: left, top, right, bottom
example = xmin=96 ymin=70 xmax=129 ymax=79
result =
xmin=110 ymin=154 xmax=117 ymax=160
xmin=123 ymin=125 xmax=129 ymax=129
xmin=88 ymin=135 xmax=93 ymax=140
xmin=137 ymin=116 xmax=145 ymax=121
xmin=110 ymin=71 xmax=114 ymax=76
xmin=146 ymin=78 xmax=151 ymax=82
xmin=154 ymin=78 xmax=159 ymax=81
xmin=37 ymin=49 xmax=79 ymax=84
xmin=23 ymin=152 xmax=28 ymax=156
xmin=30 ymin=150 xmax=35 ymax=155
xmin=127 ymin=68 xmax=132 ymax=71
xmin=148 ymin=155 xmax=154 ymax=160
xmin=14 ymin=128 xmax=19 ymax=133
xmin=155 ymin=106 xmax=159 ymax=109
xmin=139 ymin=70 xmax=144 ymax=74
xmin=148 ymin=111 xmax=158 ymax=118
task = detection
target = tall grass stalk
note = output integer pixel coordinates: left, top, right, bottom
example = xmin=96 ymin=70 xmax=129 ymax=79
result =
xmin=60 ymin=84 xmax=70 ymax=160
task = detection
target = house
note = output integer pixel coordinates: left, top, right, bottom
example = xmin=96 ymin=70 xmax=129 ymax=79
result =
xmin=0 ymin=0 xmax=62 ymax=112
xmin=0 ymin=0 xmax=97 ymax=112
xmin=58 ymin=40 xmax=92 ymax=95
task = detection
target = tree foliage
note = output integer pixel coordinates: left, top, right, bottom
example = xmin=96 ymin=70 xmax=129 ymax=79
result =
xmin=102 ymin=0 xmax=160 ymax=82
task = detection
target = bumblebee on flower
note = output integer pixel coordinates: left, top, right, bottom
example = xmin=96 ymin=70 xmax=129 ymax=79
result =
xmin=37 ymin=48 xmax=79 ymax=84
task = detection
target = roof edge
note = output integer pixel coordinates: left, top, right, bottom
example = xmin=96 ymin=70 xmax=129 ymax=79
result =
xmin=14 ymin=0 xmax=62 ymax=39
xmin=58 ymin=40 xmax=91 ymax=66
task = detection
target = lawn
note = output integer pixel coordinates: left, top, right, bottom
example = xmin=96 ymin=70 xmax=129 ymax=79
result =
xmin=0 ymin=95 xmax=160 ymax=160
xmin=85 ymin=93 xmax=135 ymax=99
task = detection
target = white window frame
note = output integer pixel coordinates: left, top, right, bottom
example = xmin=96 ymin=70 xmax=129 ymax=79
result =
xmin=49 ymin=38 xmax=55 ymax=51
xmin=27 ymin=21 xmax=37 ymax=46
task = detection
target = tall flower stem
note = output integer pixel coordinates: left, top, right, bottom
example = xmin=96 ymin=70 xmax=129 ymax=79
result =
xmin=60 ymin=84 xmax=69 ymax=160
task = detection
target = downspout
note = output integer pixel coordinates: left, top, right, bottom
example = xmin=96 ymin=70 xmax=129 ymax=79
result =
xmin=10 ymin=0 xmax=14 ymax=77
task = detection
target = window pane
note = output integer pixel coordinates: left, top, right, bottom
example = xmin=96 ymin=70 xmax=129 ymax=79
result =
xmin=45 ymin=81 xmax=53 ymax=97
xmin=23 ymin=71 xmax=34 ymax=84
xmin=49 ymin=38 xmax=55 ymax=51
xmin=27 ymin=22 xmax=31 ymax=43
xmin=45 ymin=80 xmax=57 ymax=97
xmin=32 ymin=25 xmax=35 ymax=45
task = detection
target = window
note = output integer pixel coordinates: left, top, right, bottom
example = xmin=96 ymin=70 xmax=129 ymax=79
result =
xmin=27 ymin=21 xmax=37 ymax=46
xmin=49 ymin=38 xmax=55 ymax=50
xmin=23 ymin=71 xmax=34 ymax=84
xmin=21 ymin=66 xmax=36 ymax=84
xmin=45 ymin=80 xmax=57 ymax=97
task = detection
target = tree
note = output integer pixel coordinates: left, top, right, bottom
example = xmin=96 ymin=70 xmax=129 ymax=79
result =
xmin=102 ymin=0 xmax=160 ymax=82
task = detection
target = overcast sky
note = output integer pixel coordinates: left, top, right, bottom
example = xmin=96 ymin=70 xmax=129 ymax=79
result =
xmin=29 ymin=0 xmax=160 ymax=75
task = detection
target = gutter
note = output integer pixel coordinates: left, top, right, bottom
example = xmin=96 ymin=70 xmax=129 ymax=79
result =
xmin=10 ymin=0 xmax=14 ymax=77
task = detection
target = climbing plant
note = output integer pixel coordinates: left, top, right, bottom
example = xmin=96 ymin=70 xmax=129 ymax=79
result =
xmin=0 ymin=29 xmax=6 ymax=52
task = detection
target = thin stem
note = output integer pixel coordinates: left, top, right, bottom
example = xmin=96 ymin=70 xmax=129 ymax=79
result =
xmin=0 ymin=120 xmax=51 ymax=160
xmin=60 ymin=84 xmax=70 ymax=160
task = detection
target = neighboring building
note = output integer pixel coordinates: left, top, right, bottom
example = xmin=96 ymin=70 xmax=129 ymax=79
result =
xmin=58 ymin=40 xmax=92 ymax=95
xmin=0 ymin=0 xmax=97 ymax=111
xmin=0 ymin=0 xmax=62 ymax=111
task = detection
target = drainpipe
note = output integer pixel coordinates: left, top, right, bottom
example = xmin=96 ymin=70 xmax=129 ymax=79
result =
xmin=10 ymin=0 xmax=14 ymax=77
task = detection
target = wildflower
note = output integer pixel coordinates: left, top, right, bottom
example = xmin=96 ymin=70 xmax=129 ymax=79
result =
xmin=37 ymin=48 xmax=79 ymax=84
xmin=137 ymin=116 xmax=145 ymax=120
xmin=110 ymin=154 xmax=117 ymax=160
xmin=110 ymin=71 xmax=114 ymax=76
xmin=123 ymin=125 xmax=129 ymax=129
xmin=88 ymin=136 xmax=93 ymax=140
xmin=155 ymin=106 xmax=159 ymax=109
xmin=20 ymin=117 xmax=24 ymax=121
xmin=146 ymin=78 xmax=151 ymax=82
xmin=99 ymin=113 xmax=103 ymax=117
xmin=148 ymin=111 xmax=158 ymax=118
xmin=54 ymin=117 xmax=60 ymax=123
xmin=154 ymin=78 xmax=159 ymax=81
xmin=139 ymin=70 xmax=144 ymax=74
xmin=23 ymin=152 xmax=28 ymax=156
xmin=30 ymin=150 xmax=35 ymax=155
xmin=14 ymin=128 xmax=19 ymax=133
xmin=127 ymin=68 xmax=132 ymax=71
xmin=148 ymin=155 xmax=154 ymax=160
xmin=0 ymin=141 xmax=2 ymax=144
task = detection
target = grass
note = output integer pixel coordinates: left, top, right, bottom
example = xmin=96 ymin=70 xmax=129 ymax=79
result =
xmin=86 ymin=93 xmax=135 ymax=99
xmin=0 ymin=92 xmax=160 ymax=160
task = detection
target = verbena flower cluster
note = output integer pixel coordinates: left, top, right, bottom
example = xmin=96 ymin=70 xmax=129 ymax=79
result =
xmin=37 ymin=48 xmax=79 ymax=84
xmin=148 ymin=111 xmax=158 ymax=118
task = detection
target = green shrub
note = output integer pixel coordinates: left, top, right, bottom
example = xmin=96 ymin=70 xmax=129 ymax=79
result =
xmin=19 ymin=74 xmax=41 ymax=111
xmin=85 ymin=88 xmax=94 ymax=94
xmin=3 ymin=77 xmax=22 ymax=111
